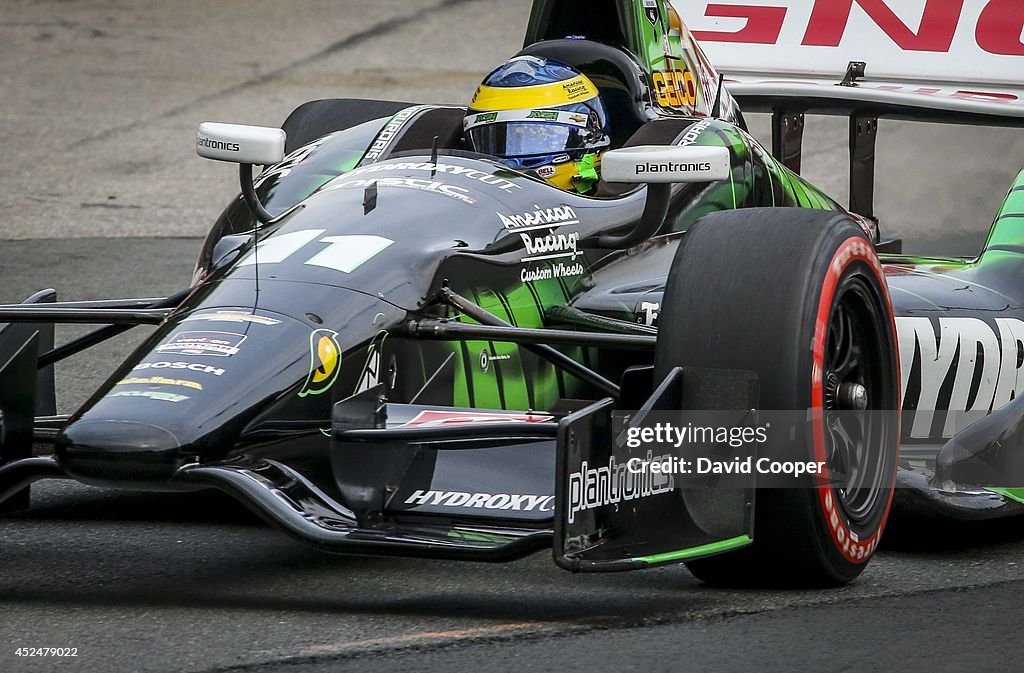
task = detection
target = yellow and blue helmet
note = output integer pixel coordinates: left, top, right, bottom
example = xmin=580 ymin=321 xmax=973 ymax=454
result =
xmin=465 ymin=56 xmax=611 ymax=194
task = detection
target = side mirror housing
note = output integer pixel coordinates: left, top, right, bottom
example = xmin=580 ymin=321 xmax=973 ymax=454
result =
xmin=196 ymin=122 xmax=286 ymax=166
xmin=595 ymin=144 xmax=732 ymax=249
xmin=196 ymin=122 xmax=288 ymax=224
xmin=601 ymin=145 xmax=731 ymax=184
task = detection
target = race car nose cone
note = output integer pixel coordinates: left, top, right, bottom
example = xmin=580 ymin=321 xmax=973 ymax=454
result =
xmin=57 ymin=420 xmax=189 ymax=487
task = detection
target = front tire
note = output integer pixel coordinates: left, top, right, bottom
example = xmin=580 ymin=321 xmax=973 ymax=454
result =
xmin=654 ymin=208 xmax=899 ymax=586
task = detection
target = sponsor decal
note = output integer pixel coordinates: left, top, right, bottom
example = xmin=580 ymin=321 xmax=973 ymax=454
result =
xmin=644 ymin=0 xmax=661 ymax=27
xmin=479 ymin=349 xmax=512 ymax=373
xmin=498 ymin=205 xmax=579 ymax=232
xmin=639 ymin=302 xmax=661 ymax=327
xmin=298 ymin=329 xmax=341 ymax=398
xmin=356 ymin=348 xmax=382 ymax=393
xmin=400 ymin=410 xmax=553 ymax=428
xmin=132 ymin=362 xmax=225 ymax=376
xmin=109 ymin=390 xmax=190 ymax=404
xmin=363 ymin=106 xmax=426 ymax=162
xmin=495 ymin=206 xmax=587 ymax=283
xmin=552 ymin=153 xmax=571 ymax=164
xmin=520 ymin=231 xmax=581 ymax=262
xmin=156 ymin=332 xmax=245 ymax=358
xmin=636 ymin=161 xmax=712 ymax=175
xmin=355 ymin=334 xmax=393 ymax=393
xmin=474 ymin=112 xmax=498 ymax=124
xmin=687 ymin=0 xmax=1024 ymax=57
xmin=116 ymin=376 xmax=203 ymax=391
xmin=404 ymin=490 xmax=555 ymax=512
xmin=521 ymin=263 xmax=585 ymax=283
xmin=327 ymin=177 xmax=477 ymax=205
xmin=527 ymin=110 xmax=560 ymax=121
xmin=567 ymin=452 xmax=675 ymax=524
xmin=464 ymin=109 xmax=593 ymax=131
xmin=653 ymin=69 xmax=698 ymax=108
xmin=824 ymin=487 xmax=877 ymax=562
xmin=183 ymin=311 xmax=281 ymax=326
xmin=679 ymin=118 xmax=714 ymax=146
xmin=562 ymin=77 xmax=593 ymax=100
xmin=196 ymin=136 xmax=240 ymax=153
xmin=537 ymin=166 xmax=557 ymax=179
xmin=830 ymin=239 xmax=879 ymax=276
xmin=898 ymin=317 xmax=1024 ymax=439
xmin=337 ymin=161 xmax=521 ymax=192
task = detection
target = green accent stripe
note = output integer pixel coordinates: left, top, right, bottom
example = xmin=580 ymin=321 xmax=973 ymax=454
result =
xmin=985 ymin=487 xmax=1024 ymax=505
xmin=985 ymin=245 xmax=1024 ymax=255
xmin=635 ymin=534 xmax=753 ymax=565
xmin=983 ymin=167 xmax=1024 ymax=255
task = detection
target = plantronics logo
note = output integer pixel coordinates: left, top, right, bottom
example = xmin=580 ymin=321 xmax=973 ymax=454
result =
xmin=635 ymin=161 xmax=712 ymax=175
xmin=404 ymin=490 xmax=555 ymax=512
xmin=197 ymin=136 xmax=240 ymax=153
xmin=567 ymin=452 xmax=675 ymax=524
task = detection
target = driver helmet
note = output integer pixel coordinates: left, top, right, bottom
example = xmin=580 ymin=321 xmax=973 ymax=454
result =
xmin=464 ymin=56 xmax=611 ymax=194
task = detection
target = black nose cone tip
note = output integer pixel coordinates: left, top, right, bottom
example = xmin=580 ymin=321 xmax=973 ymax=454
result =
xmin=57 ymin=420 xmax=187 ymax=486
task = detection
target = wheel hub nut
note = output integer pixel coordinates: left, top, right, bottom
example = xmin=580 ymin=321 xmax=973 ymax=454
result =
xmin=839 ymin=382 xmax=868 ymax=411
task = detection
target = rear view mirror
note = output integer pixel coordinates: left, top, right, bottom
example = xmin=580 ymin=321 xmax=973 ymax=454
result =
xmin=602 ymin=145 xmax=731 ymax=184
xmin=196 ymin=122 xmax=288 ymax=224
xmin=595 ymin=144 xmax=731 ymax=249
xmin=196 ymin=122 xmax=286 ymax=166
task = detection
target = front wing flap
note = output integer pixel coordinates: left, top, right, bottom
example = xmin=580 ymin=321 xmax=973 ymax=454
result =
xmin=554 ymin=367 xmax=758 ymax=572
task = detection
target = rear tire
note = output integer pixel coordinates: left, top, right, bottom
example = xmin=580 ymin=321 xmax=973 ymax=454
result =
xmin=654 ymin=208 xmax=899 ymax=586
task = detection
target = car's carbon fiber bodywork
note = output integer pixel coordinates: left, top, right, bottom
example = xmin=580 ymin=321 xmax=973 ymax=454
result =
xmin=2 ymin=0 xmax=1024 ymax=575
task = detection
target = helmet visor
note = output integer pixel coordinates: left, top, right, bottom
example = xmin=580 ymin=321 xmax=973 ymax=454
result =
xmin=467 ymin=122 xmax=585 ymax=159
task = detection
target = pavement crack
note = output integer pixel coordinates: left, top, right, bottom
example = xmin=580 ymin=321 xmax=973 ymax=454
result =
xmin=191 ymin=576 xmax=1024 ymax=673
xmin=64 ymin=0 xmax=481 ymax=152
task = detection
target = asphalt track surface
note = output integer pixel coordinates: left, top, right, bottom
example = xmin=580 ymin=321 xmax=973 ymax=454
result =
xmin=2 ymin=2 xmax=1024 ymax=672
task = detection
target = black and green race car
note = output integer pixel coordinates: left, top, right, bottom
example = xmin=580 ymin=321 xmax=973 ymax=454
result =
xmin=0 ymin=0 xmax=1022 ymax=587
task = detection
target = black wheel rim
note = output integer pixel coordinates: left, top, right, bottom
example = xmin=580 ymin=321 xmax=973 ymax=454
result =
xmin=822 ymin=272 xmax=896 ymax=529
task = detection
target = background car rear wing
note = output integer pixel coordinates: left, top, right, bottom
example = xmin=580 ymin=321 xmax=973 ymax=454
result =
xmin=675 ymin=0 xmax=1024 ymax=220
xmin=676 ymin=0 xmax=1024 ymax=123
